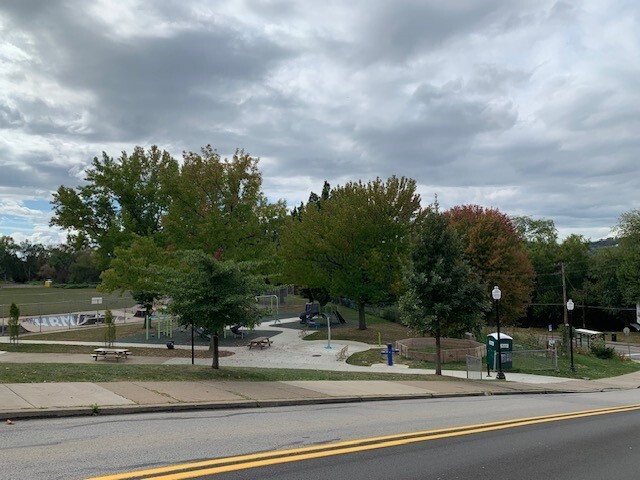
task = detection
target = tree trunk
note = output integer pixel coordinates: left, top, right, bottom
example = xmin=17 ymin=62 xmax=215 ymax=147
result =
xmin=358 ymin=300 xmax=367 ymax=330
xmin=211 ymin=332 xmax=219 ymax=369
xmin=435 ymin=334 xmax=442 ymax=376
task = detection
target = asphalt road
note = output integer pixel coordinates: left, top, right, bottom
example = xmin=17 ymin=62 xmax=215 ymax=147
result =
xmin=214 ymin=407 xmax=640 ymax=480
xmin=3 ymin=390 xmax=640 ymax=479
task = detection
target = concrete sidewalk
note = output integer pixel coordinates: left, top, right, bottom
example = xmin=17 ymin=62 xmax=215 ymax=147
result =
xmin=2 ymin=317 xmax=640 ymax=420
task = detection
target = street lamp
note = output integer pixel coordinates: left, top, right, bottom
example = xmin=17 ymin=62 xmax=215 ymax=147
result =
xmin=567 ymin=299 xmax=575 ymax=373
xmin=492 ymin=286 xmax=506 ymax=380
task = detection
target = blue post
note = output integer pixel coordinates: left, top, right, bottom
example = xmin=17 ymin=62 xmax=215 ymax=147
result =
xmin=381 ymin=342 xmax=399 ymax=366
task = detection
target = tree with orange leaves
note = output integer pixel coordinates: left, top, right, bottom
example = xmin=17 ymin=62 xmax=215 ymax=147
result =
xmin=446 ymin=205 xmax=534 ymax=324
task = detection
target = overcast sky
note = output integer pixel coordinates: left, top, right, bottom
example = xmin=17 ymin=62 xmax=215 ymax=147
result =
xmin=1 ymin=0 xmax=638 ymax=245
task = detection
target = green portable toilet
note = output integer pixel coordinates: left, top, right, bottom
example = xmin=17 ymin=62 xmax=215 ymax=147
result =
xmin=486 ymin=333 xmax=513 ymax=371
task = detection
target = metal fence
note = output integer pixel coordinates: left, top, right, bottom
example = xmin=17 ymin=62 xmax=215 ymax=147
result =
xmin=465 ymin=355 xmax=483 ymax=379
xmin=510 ymin=349 xmax=558 ymax=370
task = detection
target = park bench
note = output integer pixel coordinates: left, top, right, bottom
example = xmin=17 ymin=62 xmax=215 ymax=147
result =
xmin=249 ymin=337 xmax=272 ymax=349
xmin=92 ymin=348 xmax=131 ymax=361
xmin=335 ymin=345 xmax=349 ymax=361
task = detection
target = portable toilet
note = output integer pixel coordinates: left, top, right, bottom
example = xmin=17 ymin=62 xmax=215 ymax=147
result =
xmin=486 ymin=332 xmax=513 ymax=371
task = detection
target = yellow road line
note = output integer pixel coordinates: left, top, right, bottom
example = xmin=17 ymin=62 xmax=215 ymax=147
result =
xmin=87 ymin=403 xmax=640 ymax=480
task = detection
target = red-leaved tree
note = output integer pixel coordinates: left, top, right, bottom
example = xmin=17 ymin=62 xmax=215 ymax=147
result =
xmin=446 ymin=205 xmax=534 ymax=324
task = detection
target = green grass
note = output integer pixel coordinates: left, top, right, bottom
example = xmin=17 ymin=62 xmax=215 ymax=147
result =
xmin=0 ymin=342 xmax=215 ymax=358
xmin=510 ymin=351 xmax=640 ymax=380
xmin=305 ymin=306 xmax=411 ymax=345
xmin=22 ymin=323 xmax=145 ymax=342
xmin=0 ymin=363 xmax=446 ymax=383
xmin=0 ymin=286 xmax=135 ymax=317
xmin=347 ymin=348 xmax=640 ymax=380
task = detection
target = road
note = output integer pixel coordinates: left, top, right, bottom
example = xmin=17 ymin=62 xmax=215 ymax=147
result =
xmin=3 ymin=391 xmax=640 ymax=479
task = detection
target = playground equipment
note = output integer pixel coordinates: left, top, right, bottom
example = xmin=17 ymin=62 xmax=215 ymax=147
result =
xmin=256 ymin=295 xmax=280 ymax=323
xmin=299 ymin=302 xmax=320 ymax=324
xmin=147 ymin=314 xmax=174 ymax=340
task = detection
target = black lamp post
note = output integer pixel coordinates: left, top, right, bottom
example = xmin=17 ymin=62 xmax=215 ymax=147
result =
xmin=567 ymin=299 xmax=575 ymax=373
xmin=492 ymin=286 xmax=505 ymax=380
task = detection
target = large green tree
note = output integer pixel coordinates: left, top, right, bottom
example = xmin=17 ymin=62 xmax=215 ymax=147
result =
xmin=162 ymin=146 xmax=287 ymax=267
xmin=399 ymin=207 xmax=487 ymax=375
xmin=446 ymin=205 xmax=534 ymax=324
xmin=51 ymin=146 xmax=177 ymax=269
xmin=281 ymin=176 xmax=423 ymax=329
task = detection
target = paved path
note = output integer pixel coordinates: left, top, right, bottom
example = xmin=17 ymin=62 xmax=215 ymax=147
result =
xmin=2 ymin=318 xmax=640 ymax=420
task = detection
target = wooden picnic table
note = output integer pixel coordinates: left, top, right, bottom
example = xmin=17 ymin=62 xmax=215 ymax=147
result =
xmin=92 ymin=348 xmax=131 ymax=361
xmin=248 ymin=337 xmax=272 ymax=349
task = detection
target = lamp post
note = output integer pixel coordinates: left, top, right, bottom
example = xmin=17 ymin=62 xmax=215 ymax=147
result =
xmin=567 ymin=299 xmax=575 ymax=373
xmin=492 ymin=286 xmax=505 ymax=380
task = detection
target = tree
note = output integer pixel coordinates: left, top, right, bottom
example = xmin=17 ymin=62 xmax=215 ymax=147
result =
xmin=615 ymin=210 xmax=640 ymax=306
xmin=45 ymin=244 xmax=75 ymax=284
xmin=0 ymin=236 xmax=20 ymax=282
xmin=99 ymin=236 xmax=167 ymax=326
xmin=8 ymin=302 xmax=20 ymax=344
xmin=582 ymin=245 xmax=626 ymax=323
xmin=68 ymin=250 xmax=101 ymax=284
xmin=162 ymin=146 xmax=287 ymax=268
xmin=18 ymin=241 xmax=47 ymax=282
xmin=103 ymin=309 xmax=116 ymax=347
xmin=514 ymin=217 xmax=590 ymax=327
xmin=51 ymin=146 xmax=177 ymax=269
xmin=446 ymin=205 xmax=534 ymax=324
xmin=280 ymin=176 xmax=423 ymax=329
xmin=164 ymin=250 xmax=263 ymax=368
xmin=399 ymin=207 xmax=487 ymax=375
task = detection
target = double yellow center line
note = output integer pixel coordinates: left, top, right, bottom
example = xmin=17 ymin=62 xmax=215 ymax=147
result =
xmin=88 ymin=403 xmax=640 ymax=480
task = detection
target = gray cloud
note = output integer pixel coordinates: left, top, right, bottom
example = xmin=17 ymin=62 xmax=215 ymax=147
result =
xmin=0 ymin=0 xmax=639 ymax=244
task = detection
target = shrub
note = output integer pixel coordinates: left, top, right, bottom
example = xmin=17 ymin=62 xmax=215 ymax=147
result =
xmin=381 ymin=305 xmax=400 ymax=323
xmin=590 ymin=339 xmax=615 ymax=359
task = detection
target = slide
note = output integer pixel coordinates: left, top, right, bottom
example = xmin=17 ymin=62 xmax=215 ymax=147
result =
xmin=336 ymin=310 xmax=347 ymax=324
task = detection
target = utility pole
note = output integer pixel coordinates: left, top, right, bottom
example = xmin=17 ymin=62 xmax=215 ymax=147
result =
xmin=561 ymin=262 xmax=569 ymax=356
xmin=561 ymin=262 xmax=568 ymax=326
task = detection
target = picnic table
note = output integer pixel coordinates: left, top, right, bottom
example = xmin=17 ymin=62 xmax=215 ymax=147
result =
xmin=92 ymin=348 xmax=131 ymax=361
xmin=248 ymin=337 xmax=272 ymax=349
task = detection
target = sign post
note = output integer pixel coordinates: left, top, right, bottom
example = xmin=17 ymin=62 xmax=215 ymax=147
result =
xmin=91 ymin=297 xmax=103 ymax=323
xmin=624 ymin=326 xmax=631 ymax=358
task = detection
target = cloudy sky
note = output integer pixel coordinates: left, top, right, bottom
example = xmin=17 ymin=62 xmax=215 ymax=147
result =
xmin=0 ymin=0 xmax=638 ymax=245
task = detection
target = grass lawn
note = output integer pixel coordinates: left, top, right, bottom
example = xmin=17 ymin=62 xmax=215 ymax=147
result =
xmin=0 ymin=286 xmax=135 ymax=317
xmin=347 ymin=347 xmax=640 ymax=380
xmin=0 ymin=363 xmax=447 ymax=383
xmin=304 ymin=306 xmax=411 ymax=345
xmin=0 ymin=342 xmax=218 ymax=358
xmin=22 ymin=323 xmax=147 ymax=342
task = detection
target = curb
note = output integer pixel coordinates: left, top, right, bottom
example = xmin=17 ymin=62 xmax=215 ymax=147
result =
xmin=0 ymin=387 xmax=606 ymax=421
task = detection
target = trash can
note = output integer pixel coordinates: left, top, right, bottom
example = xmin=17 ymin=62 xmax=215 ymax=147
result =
xmin=611 ymin=333 xmax=617 ymax=342
xmin=487 ymin=333 xmax=513 ymax=371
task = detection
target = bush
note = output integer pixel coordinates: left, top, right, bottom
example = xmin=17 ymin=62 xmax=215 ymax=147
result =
xmin=381 ymin=305 xmax=400 ymax=323
xmin=590 ymin=339 xmax=615 ymax=359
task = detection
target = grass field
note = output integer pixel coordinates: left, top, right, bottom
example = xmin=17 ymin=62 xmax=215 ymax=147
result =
xmin=0 ymin=286 xmax=135 ymax=317
xmin=346 ymin=347 xmax=640 ymax=380
xmin=0 ymin=363 xmax=448 ymax=383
